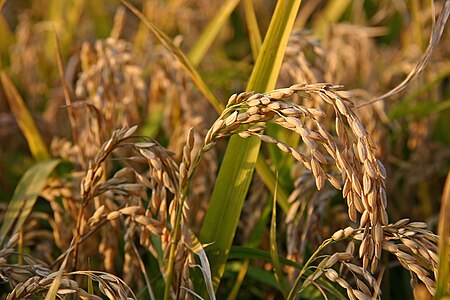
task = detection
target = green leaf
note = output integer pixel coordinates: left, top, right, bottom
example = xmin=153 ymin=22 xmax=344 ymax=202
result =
xmin=188 ymin=0 xmax=241 ymax=67
xmin=185 ymin=228 xmax=216 ymax=300
xmin=436 ymin=170 xmax=450 ymax=298
xmin=0 ymin=0 xmax=6 ymax=12
xmin=0 ymin=159 xmax=61 ymax=246
xmin=229 ymin=247 xmax=347 ymax=299
xmin=256 ymin=155 xmax=289 ymax=212
xmin=1 ymin=71 xmax=50 ymax=161
xmin=270 ymin=176 xmax=287 ymax=296
xmin=242 ymin=0 xmax=262 ymax=60
xmin=120 ymin=0 xmax=224 ymax=113
xmin=246 ymin=0 xmax=302 ymax=92
xmin=199 ymin=135 xmax=262 ymax=290
xmin=44 ymin=252 xmax=70 ymax=300
xmin=312 ymin=0 xmax=351 ymax=37
xmin=226 ymin=261 xmax=279 ymax=290
xmin=230 ymin=246 xmax=301 ymax=268
xmin=226 ymin=259 xmax=250 ymax=300
xmin=199 ymin=0 xmax=303 ymax=292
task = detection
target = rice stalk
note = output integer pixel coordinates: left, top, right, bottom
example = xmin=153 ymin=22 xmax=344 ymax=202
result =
xmin=0 ymin=71 xmax=50 ymax=161
xmin=436 ymin=170 xmax=450 ymax=298
xmin=270 ymin=175 xmax=287 ymax=296
xmin=0 ymin=159 xmax=60 ymax=246
xmin=187 ymin=0 xmax=240 ymax=66
xmin=1 ymin=1 xmax=449 ymax=299
xmin=199 ymin=0 xmax=303 ymax=293
xmin=242 ymin=0 xmax=262 ymax=59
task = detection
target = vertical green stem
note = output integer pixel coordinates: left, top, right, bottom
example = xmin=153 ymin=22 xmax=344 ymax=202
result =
xmin=199 ymin=0 xmax=303 ymax=293
xmin=164 ymin=151 xmax=206 ymax=300
xmin=286 ymin=239 xmax=334 ymax=300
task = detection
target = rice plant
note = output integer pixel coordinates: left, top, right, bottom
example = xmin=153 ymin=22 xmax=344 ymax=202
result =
xmin=0 ymin=0 xmax=449 ymax=299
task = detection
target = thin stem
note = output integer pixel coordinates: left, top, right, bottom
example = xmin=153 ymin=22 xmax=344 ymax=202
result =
xmin=53 ymin=217 xmax=110 ymax=267
xmin=71 ymin=202 xmax=86 ymax=270
xmin=132 ymin=242 xmax=156 ymax=300
xmin=163 ymin=149 xmax=206 ymax=300
xmin=286 ymin=238 xmax=334 ymax=300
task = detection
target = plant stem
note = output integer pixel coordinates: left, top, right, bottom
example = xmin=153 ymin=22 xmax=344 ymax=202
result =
xmin=163 ymin=150 xmax=205 ymax=300
xmin=286 ymin=238 xmax=333 ymax=300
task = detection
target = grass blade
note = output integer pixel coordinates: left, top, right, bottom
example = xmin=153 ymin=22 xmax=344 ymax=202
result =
xmin=270 ymin=175 xmax=287 ymax=296
xmin=186 ymin=228 xmax=216 ymax=300
xmin=246 ymin=0 xmax=302 ymax=92
xmin=199 ymin=0 xmax=302 ymax=292
xmin=242 ymin=0 xmax=262 ymax=60
xmin=1 ymin=71 xmax=50 ymax=161
xmin=226 ymin=259 xmax=250 ymax=300
xmin=436 ymin=170 xmax=450 ymax=298
xmin=0 ymin=14 xmax=14 ymax=53
xmin=199 ymin=136 xmax=262 ymax=290
xmin=312 ymin=0 xmax=351 ymax=36
xmin=188 ymin=0 xmax=241 ymax=66
xmin=229 ymin=246 xmax=348 ymax=299
xmin=44 ymin=250 xmax=70 ymax=300
xmin=256 ymin=155 xmax=289 ymax=212
xmin=119 ymin=0 xmax=224 ymax=113
xmin=0 ymin=159 xmax=60 ymax=246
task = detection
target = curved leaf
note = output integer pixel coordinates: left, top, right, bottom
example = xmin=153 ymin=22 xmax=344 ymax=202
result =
xmin=0 ymin=159 xmax=60 ymax=246
xmin=199 ymin=0 xmax=303 ymax=292
xmin=1 ymin=71 xmax=50 ymax=161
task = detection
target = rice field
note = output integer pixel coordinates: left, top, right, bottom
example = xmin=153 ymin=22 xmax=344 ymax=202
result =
xmin=0 ymin=0 xmax=449 ymax=299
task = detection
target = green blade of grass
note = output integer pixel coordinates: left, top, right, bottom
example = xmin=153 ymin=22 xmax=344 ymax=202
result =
xmin=0 ymin=14 xmax=14 ymax=54
xmin=199 ymin=135 xmax=262 ymax=290
xmin=246 ymin=0 xmax=302 ymax=92
xmin=122 ymin=0 xmax=290 ymax=212
xmin=312 ymin=0 xmax=351 ymax=37
xmin=242 ymin=0 xmax=262 ymax=60
xmin=256 ymin=155 xmax=289 ymax=212
xmin=186 ymin=228 xmax=216 ymax=300
xmin=44 ymin=251 xmax=70 ymax=300
xmin=199 ymin=0 xmax=302 ymax=292
xmin=226 ymin=259 xmax=250 ymax=300
xmin=227 ymin=184 xmax=276 ymax=299
xmin=0 ymin=71 xmax=50 ymax=161
xmin=436 ymin=170 xmax=450 ymax=298
xmin=0 ymin=159 xmax=60 ymax=246
xmin=188 ymin=0 xmax=241 ymax=67
xmin=229 ymin=246 xmax=347 ymax=299
xmin=270 ymin=175 xmax=287 ymax=296
xmin=120 ymin=0 xmax=224 ymax=113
